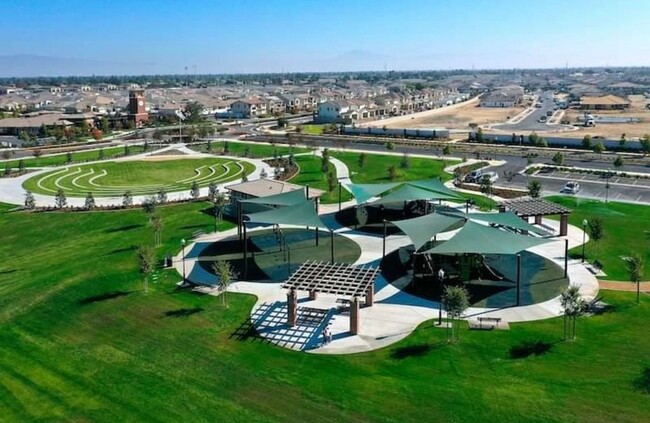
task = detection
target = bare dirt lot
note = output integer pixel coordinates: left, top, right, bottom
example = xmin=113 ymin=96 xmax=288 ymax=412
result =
xmin=364 ymin=97 xmax=523 ymax=129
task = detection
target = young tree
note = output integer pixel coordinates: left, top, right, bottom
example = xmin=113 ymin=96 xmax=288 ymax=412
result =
xmin=475 ymin=127 xmax=484 ymax=143
xmin=190 ymin=181 xmax=200 ymax=200
xmin=628 ymin=253 xmax=644 ymax=304
xmin=327 ymin=170 xmax=337 ymax=192
xmin=124 ymin=144 xmax=131 ymax=156
xmin=560 ymin=285 xmax=587 ymax=340
xmin=528 ymin=132 xmax=539 ymax=145
xmin=386 ymin=141 xmax=395 ymax=151
xmin=479 ymin=174 xmax=492 ymax=196
xmin=243 ymin=146 xmax=251 ymax=158
xmin=122 ymin=190 xmax=133 ymax=207
xmin=593 ymin=142 xmax=605 ymax=156
xmin=100 ymin=117 xmax=110 ymax=134
xmin=84 ymin=192 xmax=96 ymax=210
xmin=527 ymin=180 xmax=542 ymax=198
xmin=3 ymin=162 xmax=10 ymax=176
xmin=400 ymin=153 xmax=410 ymax=169
xmin=442 ymin=285 xmax=469 ymax=342
xmin=443 ymin=145 xmax=452 ymax=156
xmin=619 ymin=133 xmax=627 ymax=147
xmin=55 ymin=189 xmax=67 ymax=209
xmin=582 ymin=135 xmax=592 ymax=150
xmin=388 ymin=165 xmax=398 ymax=181
xmin=143 ymin=196 xmax=157 ymax=216
xmin=157 ymin=189 xmax=168 ymax=204
xmin=98 ymin=148 xmax=106 ymax=160
xmin=552 ymin=152 xmax=564 ymax=166
xmin=136 ymin=245 xmax=156 ymax=294
xmin=32 ymin=149 xmax=42 ymax=159
xmin=321 ymin=153 xmax=330 ymax=173
xmin=17 ymin=159 xmax=25 ymax=173
xmin=212 ymin=259 xmax=236 ymax=307
xmin=212 ymin=193 xmax=228 ymax=233
xmin=65 ymin=152 xmax=73 ymax=164
xmin=223 ymin=141 xmax=230 ymax=154
xmin=152 ymin=130 xmax=163 ymax=141
xmin=588 ymin=218 xmax=604 ymax=261
xmin=24 ymin=191 xmax=36 ymax=210
xmin=150 ymin=214 xmax=163 ymax=247
xmin=207 ymin=182 xmax=219 ymax=202
xmin=640 ymin=134 xmax=650 ymax=155
xmin=206 ymin=139 xmax=212 ymax=152
xmin=613 ymin=155 xmax=624 ymax=168
xmin=358 ymin=152 xmax=367 ymax=168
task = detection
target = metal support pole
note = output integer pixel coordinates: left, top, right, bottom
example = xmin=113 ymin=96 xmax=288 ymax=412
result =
xmin=382 ymin=219 xmax=387 ymax=261
xmin=315 ymin=228 xmax=319 ymax=246
xmin=438 ymin=301 xmax=442 ymax=326
xmin=182 ymin=244 xmax=186 ymax=282
xmin=243 ymin=224 xmax=248 ymax=279
xmin=516 ymin=253 xmax=521 ymax=307
xmin=564 ymin=238 xmax=569 ymax=278
xmin=330 ymin=229 xmax=334 ymax=263
xmin=582 ymin=223 xmax=586 ymax=263
xmin=338 ymin=182 xmax=342 ymax=211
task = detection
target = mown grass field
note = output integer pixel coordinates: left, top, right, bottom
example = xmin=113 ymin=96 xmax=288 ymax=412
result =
xmin=548 ymin=196 xmax=650 ymax=281
xmin=0 ymin=202 xmax=649 ymax=422
xmin=4 ymin=145 xmax=153 ymax=168
xmin=23 ymin=158 xmax=255 ymax=197
xmin=290 ymin=155 xmax=352 ymax=204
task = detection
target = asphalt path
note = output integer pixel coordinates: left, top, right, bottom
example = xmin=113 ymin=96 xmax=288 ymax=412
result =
xmin=492 ymin=91 xmax=566 ymax=132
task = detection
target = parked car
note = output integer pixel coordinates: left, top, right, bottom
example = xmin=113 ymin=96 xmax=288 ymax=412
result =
xmin=481 ymin=171 xmax=499 ymax=183
xmin=464 ymin=170 xmax=483 ymax=183
xmin=562 ymin=181 xmax=580 ymax=194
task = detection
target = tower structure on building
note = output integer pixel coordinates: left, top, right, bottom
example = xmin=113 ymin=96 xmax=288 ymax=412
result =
xmin=128 ymin=89 xmax=149 ymax=126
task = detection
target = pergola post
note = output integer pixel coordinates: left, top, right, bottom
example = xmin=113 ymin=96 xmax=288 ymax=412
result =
xmin=564 ymin=238 xmax=569 ymax=278
xmin=350 ymin=297 xmax=360 ymax=335
xmin=287 ymin=289 xmax=297 ymax=327
xmin=534 ymin=215 xmax=543 ymax=225
xmin=516 ymin=253 xmax=522 ymax=306
xmin=560 ymin=213 xmax=569 ymax=237
xmin=309 ymin=290 xmax=318 ymax=300
xmin=365 ymin=284 xmax=374 ymax=307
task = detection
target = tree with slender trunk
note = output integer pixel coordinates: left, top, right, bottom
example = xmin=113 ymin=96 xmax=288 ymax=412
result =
xmin=157 ymin=189 xmax=167 ymax=204
xmin=442 ymin=285 xmax=469 ymax=343
xmin=190 ymin=181 xmax=200 ymax=200
xmin=24 ymin=191 xmax=35 ymax=210
xmin=560 ymin=285 xmax=587 ymax=340
xmin=479 ymin=174 xmax=492 ymax=197
xmin=527 ymin=180 xmax=542 ymax=198
xmin=628 ymin=253 xmax=644 ymax=304
xmin=588 ymin=218 xmax=604 ymax=262
xmin=84 ymin=192 xmax=96 ymax=210
xmin=212 ymin=193 xmax=228 ymax=233
xmin=55 ymin=189 xmax=67 ymax=209
xmin=358 ymin=152 xmax=367 ymax=168
xmin=143 ymin=196 xmax=157 ymax=216
xmin=122 ymin=190 xmax=133 ymax=207
xmin=212 ymin=259 xmax=236 ymax=307
xmin=136 ymin=245 xmax=156 ymax=294
xmin=150 ymin=214 xmax=163 ymax=247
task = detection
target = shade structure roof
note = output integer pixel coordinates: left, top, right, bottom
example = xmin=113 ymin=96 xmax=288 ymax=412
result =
xmin=448 ymin=211 xmax=551 ymax=236
xmin=391 ymin=212 xmax=465 ymax=252
xmin=240 ymin=188 xmax=307 ymax=207
xmin=343 ymin=182 xmax=400 ymax=204
xmin=501 ymin=198 xmax=571 ymax=217
xmin=409 ymin=179 xmax=463 ymax=199
xmin=244 ymin=200 xmax=328 ymax=230
xmin=282 ymin=261 xmax=380 ymax=298
xmin=369 ymin=183 xmax=459 ymax=206
xmin=424 ymin=220 xmax=554 ymax=256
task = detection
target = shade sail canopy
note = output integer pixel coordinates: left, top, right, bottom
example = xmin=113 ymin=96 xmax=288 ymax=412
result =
xmin=370 ymin=183 xmax=459 ymax=205
xmin=240 ymin=188 xmax=307 ymax=207
xmin=391 ymin=212 xmax=465 ymax=251
xmin=424 ymin=220 xmax=554 ymax=256
xmin=465 ymin=211 xmax=551 ymax=236
xmin=409 ymin=179 xmax=463 ymax=199
xmin=244 ymin=200 xmax=328 ymax=229
xmin=344 ymin=182 xmax=400 ymax=204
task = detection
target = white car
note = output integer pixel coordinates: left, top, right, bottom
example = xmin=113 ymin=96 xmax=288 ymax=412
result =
xmin=563 ymin=181 xmax=580 ymax=194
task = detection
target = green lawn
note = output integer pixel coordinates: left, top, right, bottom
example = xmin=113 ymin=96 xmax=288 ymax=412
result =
xmin=23 ymin=158 xmax=254 ymax=197
xmin=548 ymin=196 xmax=650 ymax=281
xmin=191 ymin=141 xmax=311 ymax=158
xmin=299 ymin=124 xmax=326 ymax=135
xmin=4 ymin=145 xmax=154 ymax=168
xmin=290 ymin=155 xmax=352 ymax=204
xmin=0 ymin=203 xmax=649 ymax=421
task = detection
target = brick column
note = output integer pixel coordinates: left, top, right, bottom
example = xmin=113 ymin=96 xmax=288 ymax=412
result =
xmin=309 ymin=290 xmax=318 ymax=300
xmin=287 ymin=289 xmax=297 ymax=327
xmin=560 ymin=213 xmax=569 ymax=237
xmin=350 ymin=297 xmax=360 ymax=335
xmin=535 ymin=215 xmax=543 ymax=225
xmin=365 ymin=284 xmax=374 ymax=307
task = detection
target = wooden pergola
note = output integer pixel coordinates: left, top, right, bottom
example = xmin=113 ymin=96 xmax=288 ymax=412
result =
xmin=282 ymin=261 xmax=380 ymax=335
xmin=500 ymin=198 xmax=572 ymax=236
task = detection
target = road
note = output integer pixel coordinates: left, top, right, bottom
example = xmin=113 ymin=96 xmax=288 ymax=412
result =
xmin=492 ymin=91 xmax=567 ymax=132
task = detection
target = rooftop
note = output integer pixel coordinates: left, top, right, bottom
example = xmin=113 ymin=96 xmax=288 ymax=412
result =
xmin=282 ymin=261 xmax=379 ymax=298
xmin=501 ymin=198 xmax=571 ymax=216
xmin=226 ymin=179 xmax=323 ymax=199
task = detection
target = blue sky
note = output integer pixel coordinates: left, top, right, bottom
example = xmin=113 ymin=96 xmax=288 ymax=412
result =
xmin=1 ymin=0 xmax=649 ymax=76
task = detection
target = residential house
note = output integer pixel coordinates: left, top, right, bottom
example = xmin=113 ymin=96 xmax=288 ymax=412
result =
xmin=229 ymin=99 xmax=267 ymax=118
xmin=578 ymin=94 xmax=630 ymax=110
xmin=315 ymin=100 xmax=351 ymax=123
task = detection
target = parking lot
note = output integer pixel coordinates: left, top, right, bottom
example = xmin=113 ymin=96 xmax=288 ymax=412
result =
xmin=535 ymin=169 xmax=650 ymax=188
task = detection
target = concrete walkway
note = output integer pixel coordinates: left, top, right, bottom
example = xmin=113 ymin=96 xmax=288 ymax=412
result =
xmin=0 ymin=143 xmax=272 ymax=207
xmin=171 ymin=150 xmax=598 ymax=355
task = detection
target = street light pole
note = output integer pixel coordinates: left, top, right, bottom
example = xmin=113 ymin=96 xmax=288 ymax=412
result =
xmin=181 ymin=238 xmax=187 ymax=282
xmin=581 ymin=219 xmax=588 ymax=263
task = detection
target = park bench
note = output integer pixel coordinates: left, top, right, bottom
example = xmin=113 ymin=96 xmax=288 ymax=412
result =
xmin=336 ymin=298 xmax=351 ymax=311
xmin=477 ymin=316 xmax=502 ymax=329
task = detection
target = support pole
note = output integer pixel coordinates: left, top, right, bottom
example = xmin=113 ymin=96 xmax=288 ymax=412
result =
xmin=338 ymin=182 xmax=342 ymax=211
xmin=516 ymin=253 xmax=521 ymax=307
xmin=350 ymin=297 xmax=360 ymax=335
xmin=315 ymin=228 xmax=319 ymax=246
xmin=330 ymin=229 xmax=334 ymax=263
xmin=243 ymin=224 xmax=248 ymax=279
xmin=237 ymin=201 xmax=242 ymax=240
xmin=382 ymin=219 xmax=387 ymax=262
xmin=287 ymin=289 xmax=297 ymax=327
xmin=564 ymin=238 xmax=569 ymax=278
